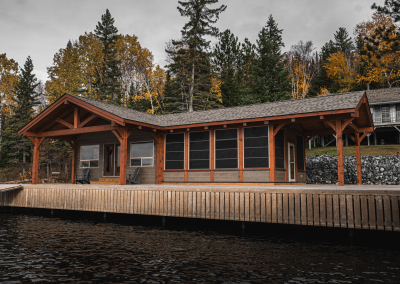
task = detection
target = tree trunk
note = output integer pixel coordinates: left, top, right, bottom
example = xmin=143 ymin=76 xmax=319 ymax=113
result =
xmin=188 ymin=63 xmax=195 ymax=112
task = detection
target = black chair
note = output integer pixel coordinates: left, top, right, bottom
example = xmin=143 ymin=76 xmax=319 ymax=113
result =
xmin=75 ymin=168 xmax=90 ymax=184
xmin=126 ymin=167 xmax=141 ymax=184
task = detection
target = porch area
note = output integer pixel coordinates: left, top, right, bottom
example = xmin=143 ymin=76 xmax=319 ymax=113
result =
xmin=1 ymin=184 xmax=399 ymax=231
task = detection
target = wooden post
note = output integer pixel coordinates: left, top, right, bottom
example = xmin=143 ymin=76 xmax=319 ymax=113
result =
xmin=74 ymin=107 xmax=79 ymax=128
xmin=32 ymin=139 xmax=39 ymax=184
xmin=238 ymin=127 xmax=243 ymax=182
xmin=269 ymin=125 xmax=276 ymax=182
xmin=28 ymin=136 xmax=45 ymax=184
xmin=303 ymin=136 xmax=307 ymax=183
xmin=120 ymin=128 xmax=128 ymax=185
xmin=184 ymin=132 xmax=188 ymax=182
xmin=67 ymin=140 xmax=77 ymax=184
xmin=336 ymin=118 xmax=344 ymax=186
xmin=155 ymin=134 xmax=165 ymax=184
xmin=355 ymin=132 xmax=362 ymax=185
xmin=210 ymin=129 xmax=215 ymax=182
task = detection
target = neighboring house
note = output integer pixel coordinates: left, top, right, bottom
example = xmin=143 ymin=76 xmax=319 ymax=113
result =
xmin=18 ymin=91 xmax=373 ymax=186
xmin=366 ymin=88 xmax=400 ymax=145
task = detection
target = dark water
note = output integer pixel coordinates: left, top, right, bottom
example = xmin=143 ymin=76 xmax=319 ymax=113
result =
xmin=0 ymin=209 xmax=400 ymax=283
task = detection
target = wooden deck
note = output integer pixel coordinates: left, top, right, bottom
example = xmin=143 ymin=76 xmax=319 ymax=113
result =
xmin=0 ymin=184 xmax=399 ymax=231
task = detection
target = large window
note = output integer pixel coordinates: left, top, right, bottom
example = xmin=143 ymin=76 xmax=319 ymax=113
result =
xmin=243 ymin=126 xmax=269 ymax=168
xmin=215 ymin=129 xmax=238 ymax=169
xmin=131 ymin=142 xmax=153 ymax=167
xmin=165 ymin=133 xmax=185 ymax=170
xmin=189 ymin=131 xmax=210 ymax=169
xmin=80 ymin=145 xmax=99 ymax=168
xmin=297 ymin=135 xmax=304 ymax=171
xmin=275 ymin=129 xmax=285 ymax=169
xmin=382 ymin=105 xmax=390 ymax=123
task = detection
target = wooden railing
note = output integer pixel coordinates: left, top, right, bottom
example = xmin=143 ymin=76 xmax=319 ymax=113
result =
xmin=0 ymin=185 xmax=399 ymax=231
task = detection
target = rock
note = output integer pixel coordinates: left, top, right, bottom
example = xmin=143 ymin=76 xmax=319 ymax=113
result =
xmin=306 ymin=155 xmax=400 ymax=185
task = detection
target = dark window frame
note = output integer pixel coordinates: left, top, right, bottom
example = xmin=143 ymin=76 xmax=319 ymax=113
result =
xmin=243 ymin=125 xmax=270 ymax=169
xmin=189 ymin=130 xmax=210 ymax=170
xmin=215 ymin=128 xmax=239 ymax=169
xmin=164 ymin=133 xmax=185 ymax=170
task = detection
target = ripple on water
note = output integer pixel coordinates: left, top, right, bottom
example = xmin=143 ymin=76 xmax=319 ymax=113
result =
xmin=0 ymin=213 xmax=399 ymax=283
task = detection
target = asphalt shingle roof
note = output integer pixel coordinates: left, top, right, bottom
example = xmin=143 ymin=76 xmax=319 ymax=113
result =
xmin=72 ymin=91 xmax=365 ymax=127
xmin=366 ymin=88 xmax=400 ymax=104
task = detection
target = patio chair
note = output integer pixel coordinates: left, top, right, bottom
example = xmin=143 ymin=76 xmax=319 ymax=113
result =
xmin=75 ymin=168 xmax=90 ymax=184
xmin=126 ymin=167 xmax=141 ymax=184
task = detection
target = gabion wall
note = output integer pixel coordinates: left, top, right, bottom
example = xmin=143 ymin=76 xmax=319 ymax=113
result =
xmin=306 ymin=155 xmax=400 ymax=185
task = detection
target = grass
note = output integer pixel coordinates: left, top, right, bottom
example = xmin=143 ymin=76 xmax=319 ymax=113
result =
xmin=305 ymin=144 xmax=400 ymax=157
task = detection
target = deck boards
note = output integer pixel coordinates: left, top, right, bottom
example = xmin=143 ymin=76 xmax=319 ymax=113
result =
xmin=0 ymin=184 xmax=399 ymax=231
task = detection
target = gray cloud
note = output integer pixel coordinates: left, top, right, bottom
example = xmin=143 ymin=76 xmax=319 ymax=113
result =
xmin=0 ymin=0 xmax=386 ymax=82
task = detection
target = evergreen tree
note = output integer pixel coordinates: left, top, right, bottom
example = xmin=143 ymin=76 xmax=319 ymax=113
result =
xmin=1 ymin=56 xmax=39 ymax=170
xmin=94 ymin=9 xmax=122 ymax=104
xmin=166 ymin=0 xmax=226 ymax=112
xmin=252 ymin=15 xmax=290 ymax=103
xmin=334 ymin=27 xmax=355 ymax=53
xmin=163 ymin=71 xmax=180 ymax=113
xmin=214 ymin=29 xmax=241 ymax=107
xmin=372 ymin=0 xmax=400 ymax=22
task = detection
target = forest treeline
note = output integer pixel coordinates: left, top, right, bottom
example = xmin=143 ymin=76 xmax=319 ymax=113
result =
xmin=0 ymin=0 xmax=399 ymax=181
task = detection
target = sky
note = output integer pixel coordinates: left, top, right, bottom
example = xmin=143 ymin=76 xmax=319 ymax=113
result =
xmin=0 ymin=0 xmax=386 ymax=83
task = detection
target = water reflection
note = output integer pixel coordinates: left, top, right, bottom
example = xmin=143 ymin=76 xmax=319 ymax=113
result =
xmin=0 ymin=211 xmax=399 ymax=283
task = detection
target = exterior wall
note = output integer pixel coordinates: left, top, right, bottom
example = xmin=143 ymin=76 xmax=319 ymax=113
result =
xmin=188 ymin=171 xmax=210 ymax=182
xmin=164 ymin=172 xmax=185 ymax=182
xmin=297 ymin=171 xmax=306 ymax=183
xmin=243 ymin=170 xmax=270 ymax=182
xmin=286 ymin=130 xmax=296 ymax=141
xmin=76 ymin=130 xmax=157 ymax=184
xmin=276 ymin=170 xmax=286 ymax=182
xmin=214 ymin=171 xmax=239 ymax=182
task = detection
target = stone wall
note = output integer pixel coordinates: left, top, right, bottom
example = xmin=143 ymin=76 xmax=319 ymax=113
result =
xmin=306 ymin=155 xmax=400 ymax=185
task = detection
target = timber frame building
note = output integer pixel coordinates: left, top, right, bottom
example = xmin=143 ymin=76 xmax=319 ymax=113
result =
xmin=18 ymin=91 xmax=374 ymax=186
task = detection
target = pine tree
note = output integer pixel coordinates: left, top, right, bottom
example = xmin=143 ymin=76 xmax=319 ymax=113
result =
xmin=1 ymin=56 xmax=39 ymax=171
xmin=94 ymin=9 xmax=122 ymax=104
xmin=334 ymin=27 xmax=355 ymax=53
xmin=163 ymin=71 xmax=180 ymax=113
xmin=252 ymin=15 xmax=290 ymax=103
xmin=214 ymin=29 xmax=241 ymax=107
xmin=372 ymin=0 xmax=400 ymax=22
xmin=166 ymin=0 xmax=226 ymax=112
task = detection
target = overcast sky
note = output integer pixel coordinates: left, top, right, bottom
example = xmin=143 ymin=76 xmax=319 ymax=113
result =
xmin=1 ymin=0 xmax=386 ymax=82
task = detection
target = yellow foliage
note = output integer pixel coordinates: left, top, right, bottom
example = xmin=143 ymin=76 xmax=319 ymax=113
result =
xmin=211 ymin=77 xmax=222 ymax=103
xmin=355 ymin=12 xmax=400 ymax=88
xmin=0 ymin=53 xmax=19 ymax=116
xmin=325 ymin=51 xmax=358 ymax=92
xmin=317 ymin=87 xmax=330 ymax=97
xmin=45 ymin=33 xmax=103 ymax=104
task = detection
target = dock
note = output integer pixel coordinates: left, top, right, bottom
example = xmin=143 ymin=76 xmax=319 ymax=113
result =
xmin=0 ymin=184 xmax=399 ymax=231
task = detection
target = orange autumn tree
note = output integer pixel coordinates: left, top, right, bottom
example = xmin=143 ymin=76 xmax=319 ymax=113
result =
xmin=325 ymin=51 xmax=359 ymax=93
xmin=355 ymin=12 xmax=400 ymax=88
xmin=0 ymin=53 xmax=19 ymax=116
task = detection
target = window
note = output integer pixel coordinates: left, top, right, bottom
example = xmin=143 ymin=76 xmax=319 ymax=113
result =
xmin=374 ymin=106 xmax=381 ymax=123
xmin=382 ymin=105 xmax=390 ymax=123
xmin=130 ymin=142 xmax=153 ymax=167
xmin=215 ymin=129 xmax=238 ymax=169
xmin=165 ymin=133 xmax=184 ymax=170
xmin=243 ymin=126 xmax=269 ymax=168
xmin=275 ymin=129 xmax=285 ymax=169
xmin=397 ymin=104 xmax=400 ymax=122
xmin=80 ymin=145 xmax=99 ymax=168
xmin=189 ymin=131 xmax=210 ymax=169
xmin=297 ymin=135 xmax=304 ymax=171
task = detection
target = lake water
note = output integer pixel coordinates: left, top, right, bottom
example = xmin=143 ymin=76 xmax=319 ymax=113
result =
xmin=0 ymin=209 xmax=399 ymax=283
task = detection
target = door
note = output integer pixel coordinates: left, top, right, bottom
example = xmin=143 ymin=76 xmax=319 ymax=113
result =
xmin=103 ymin=144 xmax=114 ymax=176
xmin=287 ymin=142 xmax=296 ymax=182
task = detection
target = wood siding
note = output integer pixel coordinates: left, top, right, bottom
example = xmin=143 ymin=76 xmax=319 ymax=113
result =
xmin=1 ymin=185 xmax=399 ymax=232
xmin=76 ymin=131 xmax=157 ymax=184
